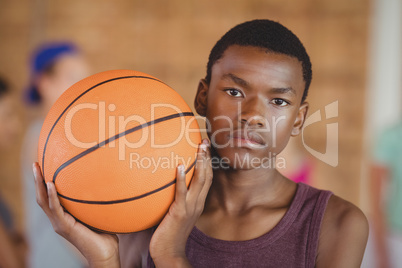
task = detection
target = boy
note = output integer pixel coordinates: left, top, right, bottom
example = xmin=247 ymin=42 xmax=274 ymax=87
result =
xmin=33 ymin=19 xmax=368 ymax=267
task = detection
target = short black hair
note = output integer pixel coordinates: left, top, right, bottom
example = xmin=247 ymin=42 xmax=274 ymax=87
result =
xmin=205 ymin=19 xmax=312 ymax=102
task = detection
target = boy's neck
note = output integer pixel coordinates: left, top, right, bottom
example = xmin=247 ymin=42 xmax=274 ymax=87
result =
xmin=206 ymin=166 xmax=295 ymax=214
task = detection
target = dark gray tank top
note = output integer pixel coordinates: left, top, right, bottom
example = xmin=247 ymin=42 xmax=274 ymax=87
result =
xmin=149 ymin=183 xmax=332 ymax=268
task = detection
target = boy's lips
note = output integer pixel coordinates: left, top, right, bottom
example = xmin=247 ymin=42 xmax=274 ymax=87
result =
xmin=230 ymin=130 xmax=266 ymax=146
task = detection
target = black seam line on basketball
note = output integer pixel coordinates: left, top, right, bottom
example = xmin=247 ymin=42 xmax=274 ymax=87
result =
xmin=60 ymin=203 xmax=122 ymax=234
xmin=64 ymin=204 xmax=151 ymax=234
xmin=56 ymin=159 xmax=196 ymax=205
xmin=52 ymin=111 xmax=194 ymax=184
xmin=41 ymin=75 xmax=167 ymax=179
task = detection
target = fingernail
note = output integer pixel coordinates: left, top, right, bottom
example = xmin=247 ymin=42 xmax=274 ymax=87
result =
xmin=200 ymin=144 xmax=207 ymax=152
xmin=32 ymin=164 xmax=37 ymax=178
xmin=179 ymin=164 xmax=185 ymax=173
xmin=202 ymin=138 xmax=209 ymax=145
xmin=46 ymin=182 xmax=51 ymax=191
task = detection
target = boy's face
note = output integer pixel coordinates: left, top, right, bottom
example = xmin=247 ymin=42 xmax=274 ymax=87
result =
xmin=195 ymin=45 xmax=308 ymax=169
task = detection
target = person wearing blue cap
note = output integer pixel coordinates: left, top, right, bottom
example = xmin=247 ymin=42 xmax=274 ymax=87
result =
xmin=25 ymin=42 xmax=89 ymax=111
xmin=21 ymin=42 xmax=89 ymax=268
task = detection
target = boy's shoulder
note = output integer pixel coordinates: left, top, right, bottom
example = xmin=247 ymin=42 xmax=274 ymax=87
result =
xmin=323 ymin=194 xmax=368 ymax=224
xmin=316 ymin=194 xmax=369 ymax=267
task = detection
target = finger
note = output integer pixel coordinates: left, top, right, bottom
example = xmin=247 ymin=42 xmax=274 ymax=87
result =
xmin=174 ymin=164 xmax=187 ymax=205
xmin=196 ymin=142 xmax=213 ymax=205
xmin=33 ymin=162 xmax=51 ymax=215
xmin=187 ymin=141 xmax=208 ymax=198
xmin=47 ymin=182 xmax=66 ymax=221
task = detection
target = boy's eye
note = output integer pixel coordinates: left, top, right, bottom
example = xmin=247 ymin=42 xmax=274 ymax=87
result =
xmin=271 ymin=98 xmax=289 ymax=107
xmin=224 ymin=88 xmax=243 ymax=97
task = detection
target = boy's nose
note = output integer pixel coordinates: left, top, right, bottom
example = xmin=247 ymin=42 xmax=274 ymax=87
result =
xmin=239 ymin=96 xmax=266 ymax=128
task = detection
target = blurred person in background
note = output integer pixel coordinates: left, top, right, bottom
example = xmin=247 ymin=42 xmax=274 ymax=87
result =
xmin=0 ymin=77 xmax=25 ymax=267
xmin=369 ymin=122 xmax=402 ymax=268
xmin=21 ymin=42 xmax=90 ymax=268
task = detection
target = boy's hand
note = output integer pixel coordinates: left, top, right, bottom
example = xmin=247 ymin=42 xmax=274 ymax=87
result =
xmin=149 ymin=139 xmax=213 ymax=267
xmin=33 ymin=162 xmax=120 ymax=268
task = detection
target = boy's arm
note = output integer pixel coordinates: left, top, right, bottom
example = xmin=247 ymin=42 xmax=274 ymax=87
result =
xmin=118 ymin=230 xmax=153 ymax=268
xmin=315 ymin=195 xmax=369 ymax=268
xmin=34 ymin=139 xmax=211 ymax=268
xmin=33 ymin=163 xmax=121 ymax=268
xmin=149 ymin=139 xmax=212 ymax=267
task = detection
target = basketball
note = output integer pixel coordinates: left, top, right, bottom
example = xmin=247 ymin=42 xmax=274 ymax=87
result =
xmin=37 ymin=70 xmax=201 ymax=233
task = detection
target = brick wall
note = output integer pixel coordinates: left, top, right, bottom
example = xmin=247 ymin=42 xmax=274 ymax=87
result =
xmin=0 ymin=0 xmax=370 ymax=227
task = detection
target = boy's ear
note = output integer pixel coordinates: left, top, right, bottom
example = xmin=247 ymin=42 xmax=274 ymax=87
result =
xmin=291 ymin=102 xmax=309 ymax=136
xmin=194 ymin=79 xmax=209 ymax=116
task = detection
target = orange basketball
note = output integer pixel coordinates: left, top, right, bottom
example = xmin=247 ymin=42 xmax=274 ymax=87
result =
xmin=38 ymin=70 xmax=201 ymax=233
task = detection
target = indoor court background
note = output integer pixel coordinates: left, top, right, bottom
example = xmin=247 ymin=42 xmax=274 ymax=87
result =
xmin=0 ymin=0 xmax=400 ymax=240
